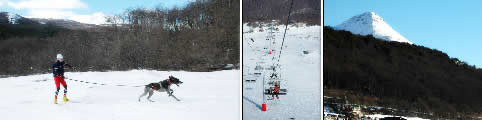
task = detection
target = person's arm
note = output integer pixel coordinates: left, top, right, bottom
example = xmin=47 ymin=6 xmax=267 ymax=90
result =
xmin=61 ymin=65 xmax=65 ymax=78
xmin=52 ymin=63 xmax=56 ymax=76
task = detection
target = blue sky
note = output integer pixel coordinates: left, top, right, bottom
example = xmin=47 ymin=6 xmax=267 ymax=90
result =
xmin=325 ymin=0 xmax=482 ymax=68
xmin=0 ymin=0 xmax=193 ymax=24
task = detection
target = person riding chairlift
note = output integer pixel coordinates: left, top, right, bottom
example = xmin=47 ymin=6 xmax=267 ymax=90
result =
xmin=272 ymin=82 xmax=280 ymax=100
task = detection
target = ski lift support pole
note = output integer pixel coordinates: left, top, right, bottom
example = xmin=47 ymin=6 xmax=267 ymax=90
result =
xmin=262 ymin=61 xmax=267 ymax=111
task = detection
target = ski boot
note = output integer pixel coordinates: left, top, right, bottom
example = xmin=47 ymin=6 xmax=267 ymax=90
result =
xmin=63 ymin=96 xmax=70 ymax=102
xmin=54 ymin=96 xmax=58 ymax=104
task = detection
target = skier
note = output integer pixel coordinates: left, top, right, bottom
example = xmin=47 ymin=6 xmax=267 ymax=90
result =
xmin=52 ymin=53 xmax=72 ymax=104
xmin=272 ymin=83 xmax=280 ymax=100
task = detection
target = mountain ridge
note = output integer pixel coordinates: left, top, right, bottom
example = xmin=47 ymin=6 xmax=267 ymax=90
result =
xmin=0 ymin=12 xmax=97 ymax=29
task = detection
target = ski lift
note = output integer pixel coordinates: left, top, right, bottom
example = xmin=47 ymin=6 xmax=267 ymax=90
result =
xmin=262 ymin=0 xmax=293 ymax=111
xmin=245 ymin=79 xmax=256 ymax=82
xmin=269 ymin=72 xmax=279 ymax=79
xmin=262 ymin=65 xmax=276 ymax=71
xmin=264 ymin=81 xmax=287 ymax=95
xmin=244 ymin=74 xmax=257 ymax=82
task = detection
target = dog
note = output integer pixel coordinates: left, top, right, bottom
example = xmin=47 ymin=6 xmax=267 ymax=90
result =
xmin=138 ymin=76 xmax=183 ymax=102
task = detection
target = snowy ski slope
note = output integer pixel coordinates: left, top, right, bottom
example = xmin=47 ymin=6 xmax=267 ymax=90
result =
xmin=0 ymin=70 xmax=239 ymax=120
xmin=243 ymin=22 xmax=321 ymax=120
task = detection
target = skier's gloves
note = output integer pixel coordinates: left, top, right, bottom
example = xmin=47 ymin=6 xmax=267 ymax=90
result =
xmin=65 ymin=64 xmax=72 ymax=68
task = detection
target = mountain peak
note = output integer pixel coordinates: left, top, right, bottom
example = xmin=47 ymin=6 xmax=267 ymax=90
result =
xmin=0 ymin=12 xmax=24 ymax=24
xmin=363 ymin=11 xmax=376 ymax=15
xmin=360 ymin=11 xmax=376 ymax=16
xmin=361 ymin=11 xmax=383 ymax=21
xmin=335 ymin=12 xmax=412 ymax=44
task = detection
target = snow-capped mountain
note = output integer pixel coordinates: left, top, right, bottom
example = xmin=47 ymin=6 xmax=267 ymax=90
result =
xmin=0 ymin=12 xmax=31 ymax=24
xmin=335 ymin=12 xmax=412 ymax=44
xmin=6 ymin=12 xmax=22 ymax=24
xmin=1 ymin=12 xmax=97 ymax=29
xmin=31 ymin=18 xmax=97 ymax=29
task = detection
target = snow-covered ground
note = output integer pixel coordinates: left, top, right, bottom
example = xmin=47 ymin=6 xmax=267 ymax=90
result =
xmin=242 ymin=22 xmax=321 ymax=120
xmin=365 ymin=114 xmax=429 ymax=120
xmin=0 ymin=70 xmax=239 ymax=120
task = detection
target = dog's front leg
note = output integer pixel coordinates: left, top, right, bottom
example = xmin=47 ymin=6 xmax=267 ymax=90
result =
xmin=164 ymin=86 xmax=173 ymax=97
xmin=170 ymin=94 xmax=181 ymax=101
xmin=166 ymin=88 xmax=172 ymax=97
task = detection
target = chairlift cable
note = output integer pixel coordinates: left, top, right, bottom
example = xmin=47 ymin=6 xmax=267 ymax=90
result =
xmin=276 ymin=0 xmax=294 ymax=66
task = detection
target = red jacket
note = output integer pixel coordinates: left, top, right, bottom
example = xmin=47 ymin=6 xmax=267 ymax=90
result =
xmin=274 ymin=86 xmax=280 ymax=92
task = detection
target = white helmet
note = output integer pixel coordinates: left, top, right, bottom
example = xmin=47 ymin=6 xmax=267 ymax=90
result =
xmin=56 ymin=54 xmax=63 ymax=60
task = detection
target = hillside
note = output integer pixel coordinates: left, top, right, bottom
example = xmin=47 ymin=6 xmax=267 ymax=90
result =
xmin=324 ymin=26 xmax=482 ymax=117
xmin=242 ymin=0 xmax=320 ymax=25
xmin=0 ymin=0 xmax=239 ymax=75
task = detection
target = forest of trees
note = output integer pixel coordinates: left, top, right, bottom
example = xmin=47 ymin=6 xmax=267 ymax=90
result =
xmin=242 ymin=0 xmax=320 ymax=25
xmin=324 ymin=26 xmax=482 ymax=117
xmin=0 ymin=0 xmax=239 ymax=75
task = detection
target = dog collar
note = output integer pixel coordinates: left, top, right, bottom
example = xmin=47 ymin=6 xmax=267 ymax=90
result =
xmin=168 ymin=79 xmax=171 ymax=85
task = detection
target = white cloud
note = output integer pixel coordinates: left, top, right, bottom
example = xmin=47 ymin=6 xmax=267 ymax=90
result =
xmin=7 ymin=0 xmax=87 ymax=9
xmin=0 ymin=0 xmax=6 ymax=6
xmin=69 ymin=12 xmax=106 ymax=25
xmin=5 ymin=0 xmax=107 ymax=25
